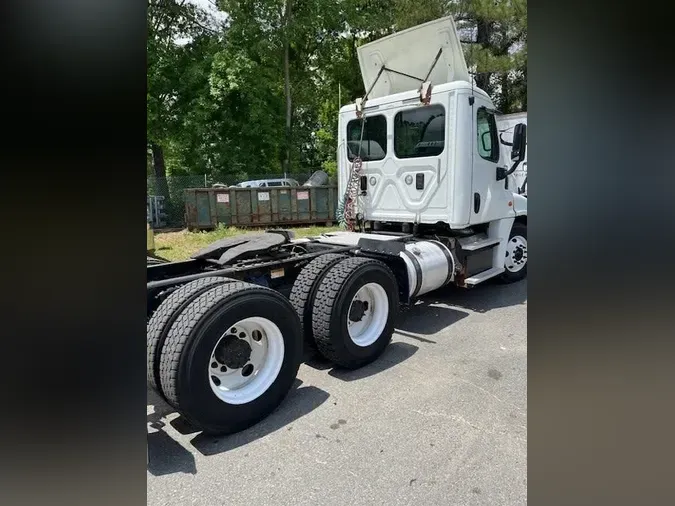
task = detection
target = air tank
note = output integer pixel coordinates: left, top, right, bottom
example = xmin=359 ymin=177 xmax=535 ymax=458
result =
xmin=399 ymin=240 xmax=455 ymax=298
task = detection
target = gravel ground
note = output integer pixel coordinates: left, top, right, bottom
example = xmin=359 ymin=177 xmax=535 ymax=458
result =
xmin=148 ymin=279 xmax=527 ymax=505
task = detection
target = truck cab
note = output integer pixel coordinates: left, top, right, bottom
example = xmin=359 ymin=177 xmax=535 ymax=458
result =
xmin=338 ymin=80 xmax=526 ymax=229
xmin=338 ymin=16 xmax=526 ymax=234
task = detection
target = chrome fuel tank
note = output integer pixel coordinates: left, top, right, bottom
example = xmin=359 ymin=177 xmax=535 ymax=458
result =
xmin=399 ymin=240 xmax=455 ymax=298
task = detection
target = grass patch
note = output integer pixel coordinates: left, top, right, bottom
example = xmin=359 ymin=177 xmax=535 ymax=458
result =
xmin=154 ymin=224 xmax=342 ymax=261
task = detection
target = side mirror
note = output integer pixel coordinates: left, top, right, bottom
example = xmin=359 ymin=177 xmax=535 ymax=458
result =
xmin=511 ymin=123 xmax=526 ymax=162
xmin=497 ymin=122 xmax=526 ymax=182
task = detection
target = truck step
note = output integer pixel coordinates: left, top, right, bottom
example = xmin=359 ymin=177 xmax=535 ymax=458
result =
xmin=458 ymin=235 xmax=501 ymax=252
xmin=464 ymin=267 xmax=505 ymax=286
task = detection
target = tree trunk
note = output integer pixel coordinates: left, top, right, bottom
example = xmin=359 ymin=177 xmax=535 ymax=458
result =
xmin=520 ymin=65 xmax=527 ymax=111
xmin=500 ymin=71 xmax=510 ymax=113
xmin=350 ymin=34 xmax=364 ymax=98
xmin=475 ymin=19 xmax=492 ymax=92
xmin=150 ymin=141 xmax=170 ymax=199
xmin=283 ymin=0 xmax=292 ymax=177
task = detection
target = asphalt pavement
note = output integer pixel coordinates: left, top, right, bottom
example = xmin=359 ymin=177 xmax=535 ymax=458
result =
xmin=148 ymin=279 xmax=527 ymax=505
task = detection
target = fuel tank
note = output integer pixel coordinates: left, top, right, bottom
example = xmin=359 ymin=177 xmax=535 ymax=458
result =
xmin=399 ymin=240 xmax=455 ymax=297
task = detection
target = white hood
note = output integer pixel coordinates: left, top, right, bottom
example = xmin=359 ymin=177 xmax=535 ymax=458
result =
xmin=356 ymin=16 xmax=470 ymax=99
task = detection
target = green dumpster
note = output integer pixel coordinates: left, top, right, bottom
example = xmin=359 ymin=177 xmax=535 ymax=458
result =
xmin=185 ymin=185 xmax=338 ymax=230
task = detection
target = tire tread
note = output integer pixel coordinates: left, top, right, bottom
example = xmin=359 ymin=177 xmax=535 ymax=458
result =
xmin=289 ymin=253 xmax=348 ymax=350
xmin=147 ymin=277 xmax=233 ymax=398
xmin=158 ymin=281 xmax=263 ymax=408
xmin=311 ymin=257 xmax=396 ymax=368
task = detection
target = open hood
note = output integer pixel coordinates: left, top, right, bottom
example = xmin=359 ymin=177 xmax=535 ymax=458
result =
xmin=356 ymin=16 xmax=470 ymax=100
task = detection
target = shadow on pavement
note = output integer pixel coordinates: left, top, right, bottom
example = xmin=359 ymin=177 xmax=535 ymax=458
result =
xmin=147 ymin=428 xmax=197 ymax=476
xmin=397 ymin=303 xmax=470 ymax=337
xmin=303 ymin=351 xmax=334 ymax=370
xmin=190 ymin=379 xmax=329 ymax=456
xmin=147 ymin=388 xmax=197 ymax=477
xmin=426 ymin=279 xmax=527 ymax=313
xmin=147 ymin=379 xmax=329 ymax=470
xmin=327 ymin=341 xmax=418 ymax=381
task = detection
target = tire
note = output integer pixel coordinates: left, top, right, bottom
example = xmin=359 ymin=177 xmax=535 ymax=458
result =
xmin=311 ymin=257 xmax=399 ymax=369
xmin=158 ymin=282 xmax=303 ymax=435
xmin=147 ymin=276 xmax=233 ymax=402
xmin=500 ymin=221 xmax=527 ymax=283
xmin=289 ymin=253 xmax=348 ymax=353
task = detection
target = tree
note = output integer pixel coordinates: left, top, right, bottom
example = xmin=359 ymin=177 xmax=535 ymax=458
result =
xmin=452 ymin=0 xmax=527 ymax=112
xmin=147 ymin=0 xmax=223 ymax=190
xmin=391 ymin=0 xmax=527 ymax=112
xmin=146 ymin=0 xmax=527 ymax=189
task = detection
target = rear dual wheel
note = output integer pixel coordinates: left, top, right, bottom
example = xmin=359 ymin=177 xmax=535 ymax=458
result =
xmin=309 ymin=257 xmax=399 ymax=369
xmin=289 ymin=253 xmax=348 ymax=353
xmin=147 ymin=279 xmax=302 ymax=435
xmin=147 ymin=277 xmax=233 ymax=399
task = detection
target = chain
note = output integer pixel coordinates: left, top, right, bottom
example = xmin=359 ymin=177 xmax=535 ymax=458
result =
xmin=339 ymin=112 xmax=367 ymax=231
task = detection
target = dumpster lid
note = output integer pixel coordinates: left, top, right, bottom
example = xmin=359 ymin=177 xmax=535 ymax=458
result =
xmin=357 ymin=16 xmax=470 ymax=99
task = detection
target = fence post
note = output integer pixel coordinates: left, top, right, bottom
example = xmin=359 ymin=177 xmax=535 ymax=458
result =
xmin=204 ymin=174 xmax=207 ymax=188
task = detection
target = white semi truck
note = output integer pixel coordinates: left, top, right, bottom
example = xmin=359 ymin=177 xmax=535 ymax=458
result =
xmin=146 ymin=16 xmax=527 ymax=435
xmin=497 ymin=111 xmax=527 ymax=196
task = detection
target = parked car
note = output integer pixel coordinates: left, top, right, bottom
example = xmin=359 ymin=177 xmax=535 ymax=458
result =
xmin=235 ymin=178 xmax=301 ymax=188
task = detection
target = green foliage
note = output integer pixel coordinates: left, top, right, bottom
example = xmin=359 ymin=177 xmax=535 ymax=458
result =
xmin=147 ymin=0 xmax=527 ymax=182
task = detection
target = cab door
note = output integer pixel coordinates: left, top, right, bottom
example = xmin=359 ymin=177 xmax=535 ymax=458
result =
xmin=469 ymin=98 xmax=514 ymax=225
xmin=354 ymin=98 xmax=451 ymax=224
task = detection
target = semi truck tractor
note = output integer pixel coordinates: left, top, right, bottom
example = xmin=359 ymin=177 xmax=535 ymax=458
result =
xmin=146 ymin=16 xmax=527 ymax=435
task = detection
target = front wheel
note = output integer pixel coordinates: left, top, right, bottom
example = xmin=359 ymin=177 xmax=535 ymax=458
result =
xmin=500 ymin=221 xmax=527 ymax=283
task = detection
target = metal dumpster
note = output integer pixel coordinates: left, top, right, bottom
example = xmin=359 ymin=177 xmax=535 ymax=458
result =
xmin=184 ymin=185 xmax=338 ymax=230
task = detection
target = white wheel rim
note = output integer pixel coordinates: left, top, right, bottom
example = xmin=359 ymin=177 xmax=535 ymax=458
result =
xmin=505 ymin=235 xmax=527 ymax=273
xmin=208 ymin=317 xmax=285 ymax=405
xmin=347 ymin=282 xmax=389 ymax=347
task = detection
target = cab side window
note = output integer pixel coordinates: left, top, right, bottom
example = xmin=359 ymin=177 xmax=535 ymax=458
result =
xmin=346 ymin=115 xmax=387 ymax=161
xmin=394 ymin=104 xmax=445 ymax=159
xmin=477 ymin=107 xmax=499 ymax=162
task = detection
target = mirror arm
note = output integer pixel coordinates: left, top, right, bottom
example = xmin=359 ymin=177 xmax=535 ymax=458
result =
xmin=496 ymin=159 xmax=522 ymax=181
xmin=507 ymin=158 xmax=522 ymax=176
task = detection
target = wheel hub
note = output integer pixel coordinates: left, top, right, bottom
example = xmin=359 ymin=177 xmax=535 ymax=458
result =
xmin=347 ymin=283 xmax=388 ymax=347
xmin=208 ymin=317 xmax=286 ymax=406
xmin=505 ymin=235 xmax=527 ymax=273
xmin=214 ymin=335 xmax=252 ymax=369
xmin=349 ymin=299 xmax=369 ymax=322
